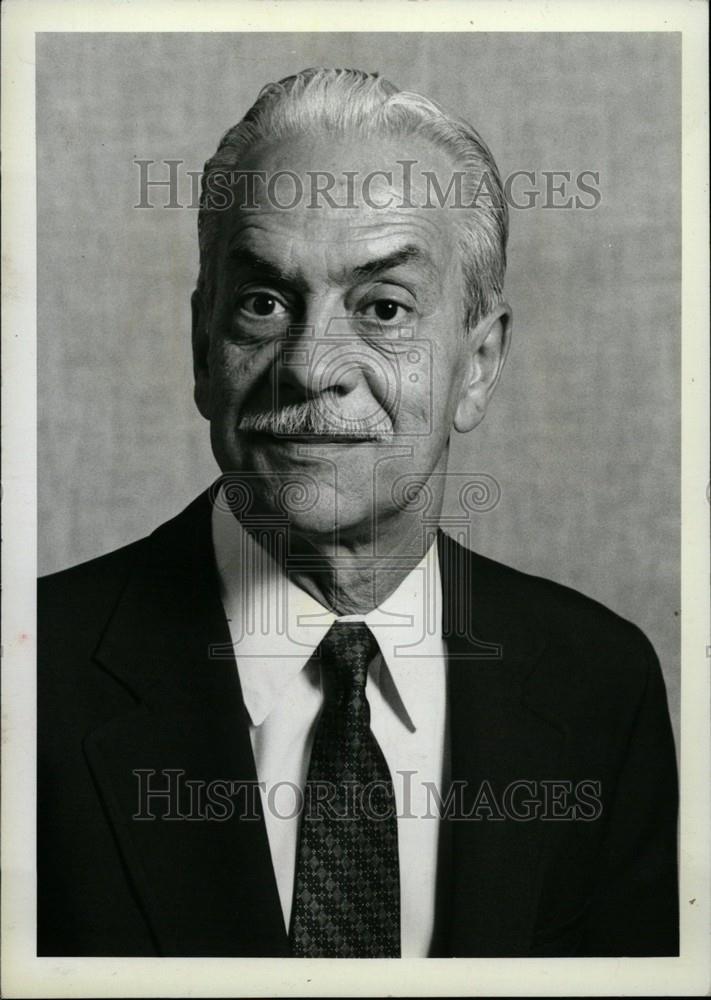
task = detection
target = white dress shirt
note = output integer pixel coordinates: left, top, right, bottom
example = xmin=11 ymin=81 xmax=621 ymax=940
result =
xmin=212 ymin=490 xmax=448 ymax=957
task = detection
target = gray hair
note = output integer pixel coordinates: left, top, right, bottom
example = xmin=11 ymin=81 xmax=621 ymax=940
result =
xmin=197 ymin=67 xmax=508 ymax=329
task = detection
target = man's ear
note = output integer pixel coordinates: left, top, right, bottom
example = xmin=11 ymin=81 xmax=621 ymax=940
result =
xmin=191 ymin=289 xmax=212 ymax=420
xmin=453 ymin=302 xmax=512 ymax=433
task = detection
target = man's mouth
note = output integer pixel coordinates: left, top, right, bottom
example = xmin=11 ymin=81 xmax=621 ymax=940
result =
xmin=244 ymin=429 xmax=380 ymax=444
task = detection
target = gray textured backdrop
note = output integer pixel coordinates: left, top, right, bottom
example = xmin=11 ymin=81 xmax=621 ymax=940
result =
xmin=37 ymin=32 xmax=681 ymax=739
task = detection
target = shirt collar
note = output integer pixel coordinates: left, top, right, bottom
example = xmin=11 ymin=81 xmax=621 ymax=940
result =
xmin=211 ymin=486 xmax=443 ymax=728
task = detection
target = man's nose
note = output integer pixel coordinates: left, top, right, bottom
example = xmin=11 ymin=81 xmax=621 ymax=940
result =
xmin=275 ymin=308 xmax=365 ymax=401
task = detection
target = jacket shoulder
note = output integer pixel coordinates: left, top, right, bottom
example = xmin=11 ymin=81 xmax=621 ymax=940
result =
xmin=443 ymin=534 xmax=660 ymax=672
xmin=38 ymin=491 xmax=214 ymax=655
xmin=455 ymin=540 xmax=669 ymax=728
xmin=39 ymin=537 xmax=148 ymax=616
xmin=38 ymin=536 xmax=158 ymax=667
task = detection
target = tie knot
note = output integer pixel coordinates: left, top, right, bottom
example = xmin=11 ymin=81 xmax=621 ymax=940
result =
xmin=319 ymin=620 xmax=379 ymax=697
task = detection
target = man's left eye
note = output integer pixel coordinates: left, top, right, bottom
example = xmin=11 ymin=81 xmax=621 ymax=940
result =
xmin=360 ymin=300 xmax=409 ymax=323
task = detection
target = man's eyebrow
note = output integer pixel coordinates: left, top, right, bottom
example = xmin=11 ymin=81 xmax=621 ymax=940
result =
xmin=225 ymin=243 xmax=439 ymax=285
xmin=226 ymin=247 xmax=290 ymax=282
xmin=351 ymin=245 xmax=438 ymax=281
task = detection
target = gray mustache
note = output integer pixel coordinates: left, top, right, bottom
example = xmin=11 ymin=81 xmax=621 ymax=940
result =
xmin=238 ymin=401 xmax=392 ymax=439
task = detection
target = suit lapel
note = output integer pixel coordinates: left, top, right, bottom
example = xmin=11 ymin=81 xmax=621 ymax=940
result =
xmin=81 ymin=497 xmax=566 ymax=957
xmin=437 ymin=530 xmax=568 ymax=956
xmin=84 ymin=491 xmax=289 ymax=956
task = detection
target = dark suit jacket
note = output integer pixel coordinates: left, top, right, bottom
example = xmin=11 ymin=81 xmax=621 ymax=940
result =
xmin=38 ymin=489 xmax=679 ymax=957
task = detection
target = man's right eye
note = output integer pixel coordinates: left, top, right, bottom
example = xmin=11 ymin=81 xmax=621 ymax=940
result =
xmin=237 ymin=292 xmax=288 ymax=318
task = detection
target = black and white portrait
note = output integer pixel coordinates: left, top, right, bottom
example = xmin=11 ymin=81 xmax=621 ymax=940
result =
xmin=2 ymin=4 xmax=709 ymax=996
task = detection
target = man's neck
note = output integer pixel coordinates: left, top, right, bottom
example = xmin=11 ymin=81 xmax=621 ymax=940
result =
xmin=240 ymin=506 xmax=442 ymax=616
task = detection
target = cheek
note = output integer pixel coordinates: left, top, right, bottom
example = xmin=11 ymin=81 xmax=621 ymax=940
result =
xmin=394 ymin=322 xmax=464 ymax=432
xmin=435 ymin=347 xmax=466 ymax=422
xmin=208 ymin=341 xmax=264 ymax=412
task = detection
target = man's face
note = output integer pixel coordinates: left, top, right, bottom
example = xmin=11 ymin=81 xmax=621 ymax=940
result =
xmin=194 ymin=132 xmax=503 ymax=542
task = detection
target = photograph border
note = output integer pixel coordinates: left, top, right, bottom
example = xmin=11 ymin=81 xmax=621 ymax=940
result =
xmin=2 ymin=1 xmax=709 ymax=996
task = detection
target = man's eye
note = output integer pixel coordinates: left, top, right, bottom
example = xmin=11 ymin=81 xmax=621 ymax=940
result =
xmin=361 ymin=300 xmax=409 ymax=323
xmin=238 ymin=293 xmax=287 ymax=318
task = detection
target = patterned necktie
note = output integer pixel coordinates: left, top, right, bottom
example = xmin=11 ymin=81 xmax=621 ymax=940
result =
xmin=289 ymin=621 xmax=401 ymax=957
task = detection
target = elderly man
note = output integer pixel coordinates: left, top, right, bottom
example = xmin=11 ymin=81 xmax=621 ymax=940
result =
xmin=38 ymin=68 xmax=678 ymax=958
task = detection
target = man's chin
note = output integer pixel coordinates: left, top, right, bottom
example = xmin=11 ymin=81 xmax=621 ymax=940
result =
xmin=280 ymin=505 xmax=376 ymax=546
xmin=243 ymin=434 xmax=389 ymax=466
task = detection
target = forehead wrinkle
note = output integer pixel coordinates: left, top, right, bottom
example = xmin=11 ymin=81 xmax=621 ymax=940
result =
xmin=224 ymin=182 xmax=452 ymax=231
xmin=347 ymin=209 xmax=449 ymax=237
xmin=344 ymin=220 xmax=458 ymax=277
xmin=222 ymin=215 xmax=456 ymax=293
xmin=228 ymin=202 xmax=451 ymax=238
